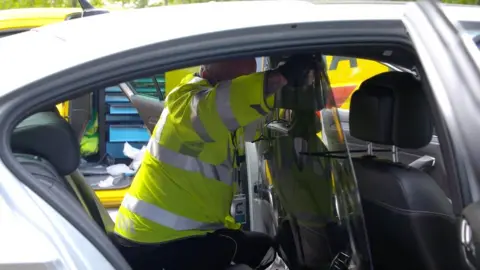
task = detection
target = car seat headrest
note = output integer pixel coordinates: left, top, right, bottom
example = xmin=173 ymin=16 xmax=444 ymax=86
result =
xmin=349 ymin=71 xmax=433 ymax=149
xmin=11 ymin=112 xmax=80 ymax=175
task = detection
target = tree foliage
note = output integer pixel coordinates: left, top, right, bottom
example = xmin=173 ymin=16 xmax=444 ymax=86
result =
xmin=443 ymin=0 xmax=479 ymax=3
xmin=1 ymin=0 xmax=479 ymax=11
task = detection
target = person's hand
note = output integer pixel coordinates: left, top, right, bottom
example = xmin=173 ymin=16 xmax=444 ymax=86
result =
xmin=277 ymin=54 xmax=316 ymax=87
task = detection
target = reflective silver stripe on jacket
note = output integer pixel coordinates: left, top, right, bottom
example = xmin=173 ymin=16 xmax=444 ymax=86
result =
xmin=186 ymin=76 xmax=216 ymax=142
xmin=148 ymin=141 xmax=232 ymax=185
xmin=122 ymin=193 xmax=224 ymax=231
xmin=190 ymin=80 xmax=241 ymax=140
xmin=191 ymin=89 xmax=215 ymax=142
xmin=215 ymin=80 xmax=240 ymax=131
xmin=189 ymin=76 xmax=204 ymax=84
xmin=149 ymin=108 xmax=233 ymax=186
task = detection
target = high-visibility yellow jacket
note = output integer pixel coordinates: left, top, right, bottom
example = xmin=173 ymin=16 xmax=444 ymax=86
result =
xmin=80 ymin=110 xmax=99 ymax=157
xmin=114 ymin=72 xmax=274 ymax=244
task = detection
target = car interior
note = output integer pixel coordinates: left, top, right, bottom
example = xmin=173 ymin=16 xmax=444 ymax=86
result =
xmin=348 ymin=72 xmax=461 ymax=270
xmin=6 ymin=43 xmax=465 ymax=270
xmin=259 ymin=53 xmax=462 ymax=270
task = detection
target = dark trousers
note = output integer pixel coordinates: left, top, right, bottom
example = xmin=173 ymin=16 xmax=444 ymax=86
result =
xmin=115 ymin=229 xmax=277 ymax=270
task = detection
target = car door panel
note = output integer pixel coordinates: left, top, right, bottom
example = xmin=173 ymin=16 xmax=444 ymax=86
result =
xmin=403 ymin=1 xmax=480 ymax=267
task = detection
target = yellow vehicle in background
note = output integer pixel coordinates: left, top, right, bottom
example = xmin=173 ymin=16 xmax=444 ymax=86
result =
xmin=324 ymin=55 xmax=390 ymax=108
xmin=0 ymin=8 xmax=82 ymax=36
xmin=1 ymin=7 xmax=101 ymax=120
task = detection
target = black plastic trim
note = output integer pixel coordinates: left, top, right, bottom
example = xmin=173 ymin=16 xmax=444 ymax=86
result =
xmin=97 ymin=88 xmax=107 ymax=162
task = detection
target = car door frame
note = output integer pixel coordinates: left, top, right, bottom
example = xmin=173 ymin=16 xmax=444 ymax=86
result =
xmin=404 ymin=1 xmax=480 ymax=267
xmin=402 ymin=0 xmax=480 ymax=208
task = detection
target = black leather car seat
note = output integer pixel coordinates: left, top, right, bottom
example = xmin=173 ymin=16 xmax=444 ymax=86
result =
xmin=349 ymin=72 xmax=462 ymax=270
xmin=11 ymin=111 xmax=114 ymax=234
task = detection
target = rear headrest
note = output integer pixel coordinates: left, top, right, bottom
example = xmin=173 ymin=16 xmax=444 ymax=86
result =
xmin=349 ymin=72 xmax=433 ymax=149
xmin=11 ymin=112 xmax=80 ymax=175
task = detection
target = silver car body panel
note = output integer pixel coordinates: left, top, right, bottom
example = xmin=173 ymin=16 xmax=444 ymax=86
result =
xmin=0 ymin=164 xmax=114 ymax=269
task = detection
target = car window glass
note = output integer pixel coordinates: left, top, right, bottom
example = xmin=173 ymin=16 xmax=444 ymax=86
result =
xmin=80 ymin=66 xmax=206 ymax=191
xmin=129 ymin=74 xmax=165 ymax=100
xmin=322 ymin=55 xmax=390 ymax=111
xmin=320 ymin=55 xmax=393 ymax=162
xmin=317 ymin=61 xmax=373 ymax=268
xmin=260 ymin=55 xmax=372 ymax=269
xmin=57 ymin=66 xmax=206 ymax=215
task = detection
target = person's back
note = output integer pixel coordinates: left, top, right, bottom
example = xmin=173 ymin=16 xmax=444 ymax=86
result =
xmin=119 ymin=75 xmax=264 ymax=240
xmin=114 ymin=56 xmax=316 ymax=270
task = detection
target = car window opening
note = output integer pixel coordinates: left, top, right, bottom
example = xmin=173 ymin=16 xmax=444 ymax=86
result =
xmin=4 ymin=24 xmax=467 ymax=269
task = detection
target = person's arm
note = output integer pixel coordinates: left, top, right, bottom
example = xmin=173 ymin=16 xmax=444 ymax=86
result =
xmin=188 ymin=71 xmax=287 ymax=142
xmin=264 ymin=70 xmax=288 ymax=98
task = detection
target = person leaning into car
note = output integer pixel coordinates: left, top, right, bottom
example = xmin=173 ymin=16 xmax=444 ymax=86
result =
xmin=113 ymin=55 xmax=315 ymax=270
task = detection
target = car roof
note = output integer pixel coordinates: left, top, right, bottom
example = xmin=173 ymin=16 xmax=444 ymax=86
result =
xmin=0 ymin=1 xmax=479 ymax=95
xmin=31 ymin=1 xmax=480 ymax=41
